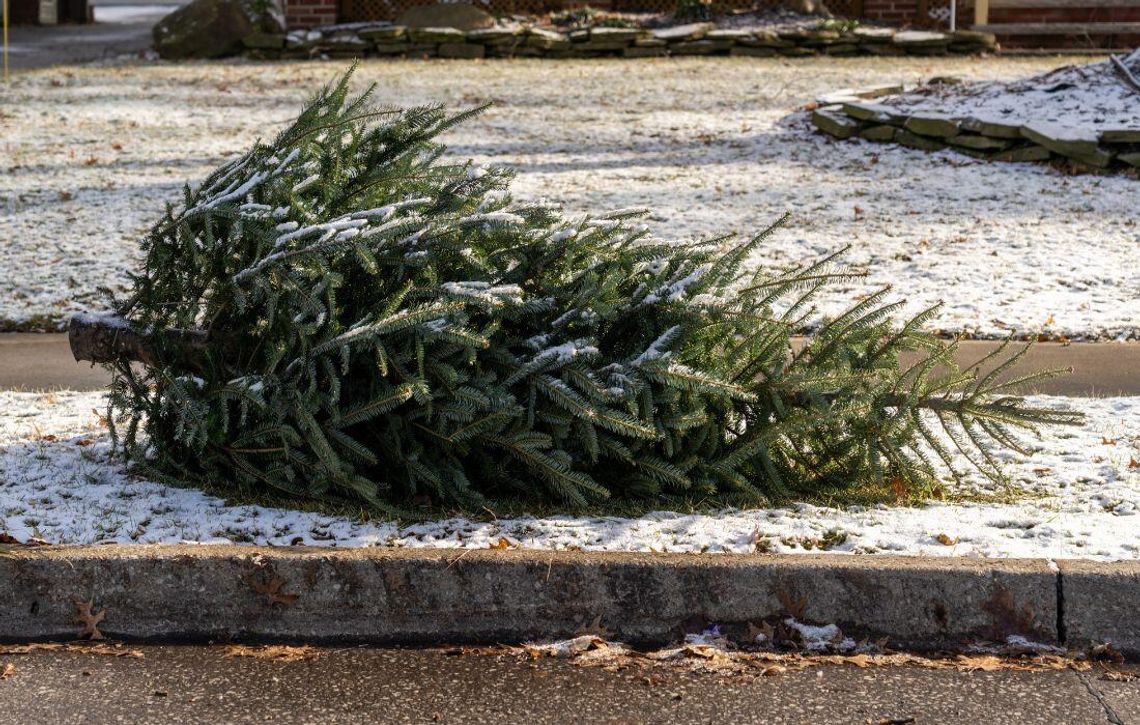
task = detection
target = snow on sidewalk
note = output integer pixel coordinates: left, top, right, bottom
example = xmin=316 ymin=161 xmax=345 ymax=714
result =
xmin=1 ymin=58 xmax=1137 ymax=340
xmin=2 ymin=391 xmax=1138 ymax=559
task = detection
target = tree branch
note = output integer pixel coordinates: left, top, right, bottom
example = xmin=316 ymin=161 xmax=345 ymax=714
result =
xmin=69 ymin=314 xmax=209 ymax=368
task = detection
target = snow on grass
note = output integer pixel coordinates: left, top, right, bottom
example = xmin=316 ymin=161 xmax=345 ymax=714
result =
xmin=876 ymin=52 xmax=1140 ymax=135
xmin=1 ymin=58 xmax=1137 ymax=339
xmin=2 ymin=390 xmax=1138 ymax=559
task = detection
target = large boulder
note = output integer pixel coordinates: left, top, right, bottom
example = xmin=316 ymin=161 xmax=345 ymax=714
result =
xmin=396 ymin=3 xmax=494 ymax=31
xmin=153 ymin=0 xmax=285 ymax=60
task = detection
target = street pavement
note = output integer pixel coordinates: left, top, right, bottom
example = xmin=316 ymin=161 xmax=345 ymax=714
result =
xmin=2 ymin=3 xmax=177 ymax=72
xmin=2 ymin=332 xmax=1137 ymax=396
xmin=0 ymin=645 xmax=1135 ymax=724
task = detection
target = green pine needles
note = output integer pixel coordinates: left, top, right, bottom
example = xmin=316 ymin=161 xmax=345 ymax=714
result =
xmin=102 ymin=69 xmax=1080 ymax=512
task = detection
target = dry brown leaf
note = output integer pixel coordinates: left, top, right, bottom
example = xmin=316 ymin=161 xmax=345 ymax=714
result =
xmin=223 ymin=645 xmax=322 ymax=663
xmin=935 ymin=533 xmax=957 ymax=546
xmin=71 ymin=596 xmax=106 ymax=640
xmin=776 ymin=590 xmax=808 ymax=620
xmin=1129 ymin=457 xmax=1140 ymax=470
xmin=0 ymin=663 xmax=15 ymax=680
xmin=0 ymin=642 xmax=143 ymax=657
xmin=488 ymin=537 xmax=515 ymax=550
xmin=246 ymin=573 xmax=298 ymax=606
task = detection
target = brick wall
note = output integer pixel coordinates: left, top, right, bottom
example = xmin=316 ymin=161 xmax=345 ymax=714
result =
xmin=861 ymin=0 xmax=920 ymax=25
xmin=285 ymin=0 xmax=338 ymax=29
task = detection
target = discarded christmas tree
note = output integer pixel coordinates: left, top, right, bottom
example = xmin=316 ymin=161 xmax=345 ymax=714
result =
xmin=72 ymin=70 xmax=1081 ymax=512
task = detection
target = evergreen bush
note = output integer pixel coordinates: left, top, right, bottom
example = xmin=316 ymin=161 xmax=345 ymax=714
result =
xmin=99 ymin=70 xmax=1080 ymax=512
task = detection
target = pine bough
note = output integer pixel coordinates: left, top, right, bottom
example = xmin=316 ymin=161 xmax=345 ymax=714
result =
xmin=89 ymin=70 xmax=1081 ymax=512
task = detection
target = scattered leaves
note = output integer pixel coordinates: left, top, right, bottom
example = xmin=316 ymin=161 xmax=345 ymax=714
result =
xmin=223 ymin=645 xmax=322 ymax=663
xmin=0 ymin=642 xmax=143 ymax=657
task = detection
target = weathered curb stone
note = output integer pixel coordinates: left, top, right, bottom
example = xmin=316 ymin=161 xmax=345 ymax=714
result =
xmin=1021 ymin=123 xmax=1102 ymax=158
xmin=0 ymin=547 xmax=1057 ymax=648
xmin=1058 ymin=560 xmax=1140 ymax=656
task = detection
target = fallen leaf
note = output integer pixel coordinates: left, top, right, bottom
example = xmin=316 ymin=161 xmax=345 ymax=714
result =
xmin=71 ymin=596 xmax=106 ymax=640
xmin=489 ymin=537 xmax=514 ymax=550
xmin=223 ymin=645 xmax=321 ymax=663
xmin=246 ymin=572 xmax=298 ymax=606
xmin=0 ymin=643 xmax=142 ymax=657
xmin=935 ymin=533 xmax=957 ymax=546
xmin=0 ymin=663 xmax=15 ymax=679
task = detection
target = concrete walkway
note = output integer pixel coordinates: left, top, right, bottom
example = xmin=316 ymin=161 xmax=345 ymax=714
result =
xmin=3 ymin=333 xmax=1137 ymax=395
xmin=0 ymin=644 xmax=1134 ymax=724
xmin=2 ymin=3 xmax=176 ymax=72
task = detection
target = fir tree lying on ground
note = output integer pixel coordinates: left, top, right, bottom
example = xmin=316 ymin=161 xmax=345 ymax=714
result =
xmin=78 ymin=69 xmax=1081 ymax=512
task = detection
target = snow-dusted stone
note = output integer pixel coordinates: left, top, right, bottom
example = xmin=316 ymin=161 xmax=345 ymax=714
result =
xmin=359 ymin=25 xmax=406 ymax=42
xmin=588 ymin=27 xmax=643 ymax=43
xmin=853 ymin=27 xmax=894 ymax=43
xmin=652 ymin=22 xmax=713 ymax=42
xmin=960 ymin=117 xmax=1024 ymax=139
xmin=740 ymin=29 xmax=793 ymax=47
xmin=893 ymin=31 xmax=948 ymax=46
xmin=904 ymin=114 xmax=960 ymax=138
xmin=1021 ymin=123 xmax=1102 ymax=159
xmin=1119 ymin=152 xmax=1140 ymax=167
xmin=465 ymin=27 xmax=522 ymax=45
xmin=895 ymin=129 xmax=946 ymax=151
xmin=945 ymin=134 xmax=1013 ymax=151
xmin=859 ymin=124 xmax=898 ymax=142
xmin=841 ymin=101 xmax=906 ymax=125
xmin=396 ymin=3 xmax=493 ymax=31
xmin=408 ymin=26 xmax=466 ymax=44
xmin=705 ymin=29 xmax=753 ymax=41
xmin=525 ymin=27 xmax=568 ymax=50
xmin=811 ymin=107 xmax=861 ymax=139
xmin=1100 ymin=129 xmax=1140 ymax=144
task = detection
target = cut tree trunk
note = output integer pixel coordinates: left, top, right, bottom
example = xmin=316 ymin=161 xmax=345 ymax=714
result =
xmin=69 ymin=314 xmax=209 ymax=368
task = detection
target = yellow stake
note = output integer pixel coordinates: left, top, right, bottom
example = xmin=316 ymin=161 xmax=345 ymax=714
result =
xmin=2 ymin=0 xmax=8 ymax=83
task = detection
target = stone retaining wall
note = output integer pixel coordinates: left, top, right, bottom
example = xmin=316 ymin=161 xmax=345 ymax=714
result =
xmin=811 ymin=96 xmax=1140 ymax=173
xmin=243 ymin=23 xmax=998 ymax=60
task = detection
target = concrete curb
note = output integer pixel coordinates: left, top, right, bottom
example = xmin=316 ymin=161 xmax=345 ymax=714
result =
xmin=5 ymin=546 xmax=1120 ymax=651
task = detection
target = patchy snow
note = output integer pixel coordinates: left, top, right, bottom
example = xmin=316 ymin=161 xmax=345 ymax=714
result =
xmin=2 ymin=391 xmax=1139 ymax=559
xmin=876 ymin=52 xmax=1140 ymax=135
xmin=1 ymin=58 xmax=1137 ymax=339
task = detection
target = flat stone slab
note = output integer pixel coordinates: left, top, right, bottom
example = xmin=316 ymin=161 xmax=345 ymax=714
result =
xmin=650 ymin=22 xmax=712 ymax=42
xmin=1058 ymin=560 xmax=1140 ymax=656
xmin=904 ymin=114 xmax=960 ymax=138
xmin=1099 ymin=128 xmax=1140 ymax=144
xmin=946 ymin=134 xmax=1013 ymax=151
xmin=812 ymin=107 xmax=861 ymax=139
xmin=960 ymin=116 xmax=1024 ymax=139
xmin=1021 ymin=122 xmax=1101 ymax=158
xmin=0 ymin=547 xmax=1057 ymax=648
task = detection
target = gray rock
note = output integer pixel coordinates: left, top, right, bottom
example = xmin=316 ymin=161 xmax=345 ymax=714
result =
xmin=949 ymin=30 xmax=996 ymax=48
xmin=892 ymin=30 xmax=949 ymax=47
xmin=1099 ymin=129 xmax=1140 ymax=144
xmin=1021 ymin=123 xmax=1101 ymax=158
xmin=992 ymin=145 xmax=1052 ymax=163
xmin=859 ymin=124 xmax=898 ymax=142
xmin=623 ymin=45 xmax=667 ymax=58
xmin=669 ymin=39 xmax=732 ymax=55
xmin=360 ymin=25 xmax=406 ymax=42
xmin=153 ymin=0 xmax=283 ymax=60
xmin=946 ymin=134 xmax=1013 ymax=151
xmin=526 ymin=28 xmax=569 ymax=50
xmin=895 ymin=129 xmax=947 ymax=151
xmin=840 ymin=102 xmax=905 ymax=125
xmin=728 ymin=46 xmax=777 ymax=57
xmin=811 ymin=107 xmax=861 ymax=139
xmin=959 ymin=117 xmax=1023 ymax=139
xmin=651 ymin=22 xmax=713 ymax=42
xmin=408 ymin=26 xmax=466 ymax=44
xmin=1119 ymin=151 xmax=1140 ymax=167
xmin=589 ymin=27 xmax=643 ymax=43
xmin=904 ymin=114 xmax=960 ymax=138
xmin=740 ymin=30 xmax=793 ymax=47
xmin=853 ymin=27 xmax=894 ymax=43
xmin=1065 ymin=148 xmax=1115 ymax=168
xmin=371 ymin=42 xmax=412 ymax=55
xmin=465 ymin=27 xmax=522 ymax=45
xmin=396 ymin=3 xmax=493 ymax=31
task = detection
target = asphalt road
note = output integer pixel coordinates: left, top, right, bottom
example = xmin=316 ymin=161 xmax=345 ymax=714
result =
xmin=2 ymin=333 xmax=1137 ymax=396
xmin=0 ymin=645 xmax=1135 ymax=724
xmin=2 ymin=4 xmax=176 ymax=72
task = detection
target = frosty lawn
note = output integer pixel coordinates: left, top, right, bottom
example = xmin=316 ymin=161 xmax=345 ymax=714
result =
xmin=3 ymin=391 xmax=1138 ymax=559
xmin=1 ymin=56 xmax=1137 ymax=340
